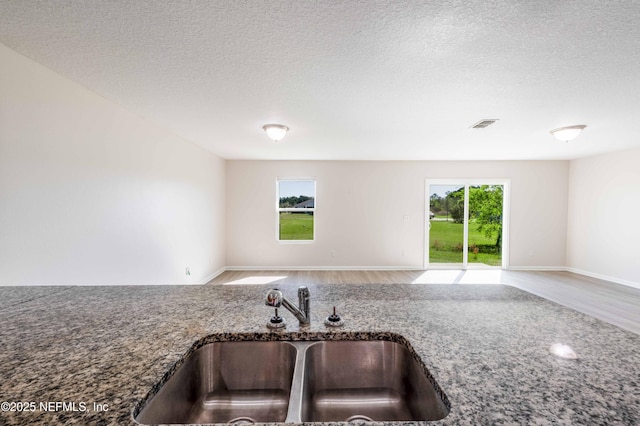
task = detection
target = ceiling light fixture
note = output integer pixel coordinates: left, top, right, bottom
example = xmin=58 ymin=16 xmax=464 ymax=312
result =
xmin=550 ymin=125 xmax=586 ymax=143
xmin=263 ymin=124 xmax=289 ymax=142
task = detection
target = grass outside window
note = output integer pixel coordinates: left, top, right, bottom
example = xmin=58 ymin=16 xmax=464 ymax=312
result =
xmin=429 ymin=220 xmax=502 ymax=266
xmin=279 ymin=212 xmax=314 ymax=241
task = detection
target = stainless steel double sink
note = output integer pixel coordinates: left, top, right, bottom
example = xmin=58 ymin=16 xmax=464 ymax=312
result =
xmin=134 ymin=334 xmax=450 ymax=424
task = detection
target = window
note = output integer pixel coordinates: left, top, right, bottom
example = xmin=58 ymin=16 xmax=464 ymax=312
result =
xmin=277 ymin=179 xmax=315 ymax=242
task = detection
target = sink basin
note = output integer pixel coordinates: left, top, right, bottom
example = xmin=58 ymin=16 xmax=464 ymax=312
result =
xmin=134 ymin=334 xmax=449 ymax=424
xmin=300 ymin=340 xmax=449 ymax=422
xmin=135 ymin=341 xmax=297 ymax=424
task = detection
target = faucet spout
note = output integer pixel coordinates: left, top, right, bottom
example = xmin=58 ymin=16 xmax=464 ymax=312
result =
xmin=265 ymin=286 xmax=310 ymax=326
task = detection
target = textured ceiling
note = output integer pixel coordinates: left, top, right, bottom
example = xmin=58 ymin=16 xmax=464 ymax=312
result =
xmin=1 ymin=0 xmax=640 ymax=160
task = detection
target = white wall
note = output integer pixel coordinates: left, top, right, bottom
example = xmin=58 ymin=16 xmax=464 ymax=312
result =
xmin=226 ymin=160 xmax=569 ymax=269
xmin=0 ymin=43 xmax=226 ymax=285
xmin=567 ymin=147 xmax=640 ymax=287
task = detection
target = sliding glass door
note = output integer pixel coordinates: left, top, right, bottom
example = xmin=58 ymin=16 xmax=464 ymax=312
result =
xmin=426 ymin=180 xmax=508 ymax=269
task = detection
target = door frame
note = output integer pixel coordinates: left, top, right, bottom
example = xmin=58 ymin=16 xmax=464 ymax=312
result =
xmin=424 ymin=178 xmax=510 ymax=270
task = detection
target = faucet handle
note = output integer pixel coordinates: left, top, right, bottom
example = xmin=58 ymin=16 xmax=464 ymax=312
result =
xmin=267 ymin=308 xmax=286 ymax=330
xmin=265 ymin=289 xmax=283 ymax=307
xmin=324 ymin=306 xmax=344 ymax=327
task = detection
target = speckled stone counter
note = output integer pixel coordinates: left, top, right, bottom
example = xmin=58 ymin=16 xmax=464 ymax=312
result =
xmin=0 ymin=283 xmax=638 ymax=425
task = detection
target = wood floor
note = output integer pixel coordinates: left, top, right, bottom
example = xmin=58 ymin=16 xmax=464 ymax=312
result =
xmin=208 ymin=269 xmax=640 ymax=335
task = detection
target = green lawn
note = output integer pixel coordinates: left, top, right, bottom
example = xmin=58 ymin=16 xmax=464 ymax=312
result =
xmin=279 ymin=212 xmax=314 ymax=240
xmin=429 ymin=220 xmax=501 ymax=266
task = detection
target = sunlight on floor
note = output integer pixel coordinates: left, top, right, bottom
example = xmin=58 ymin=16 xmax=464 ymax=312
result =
xmin=411 ymin=270 xmax=504 ymax=284
xmin=221 ymin=276 xmax=288 ymax=286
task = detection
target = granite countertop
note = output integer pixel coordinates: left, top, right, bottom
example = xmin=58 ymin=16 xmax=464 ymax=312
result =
xmin=0 ymin=282 xmax=638 ymax=425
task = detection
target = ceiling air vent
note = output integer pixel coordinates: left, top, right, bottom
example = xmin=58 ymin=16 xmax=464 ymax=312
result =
xmin=470 ymin=119 xmax=499 ymax=129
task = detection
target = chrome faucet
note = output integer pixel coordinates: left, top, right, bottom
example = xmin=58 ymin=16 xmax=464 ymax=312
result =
xmin=265 ymin=286 xmax=310 ymax=326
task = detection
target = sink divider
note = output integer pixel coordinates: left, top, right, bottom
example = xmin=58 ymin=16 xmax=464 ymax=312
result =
xmin=284 ymin=341 xmax=313 ymax=423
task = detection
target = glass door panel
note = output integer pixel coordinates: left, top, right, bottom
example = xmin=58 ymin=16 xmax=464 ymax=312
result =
xmin=467 ymin=185 xmax=504 ymax=268
xmin=428 ymin=184 xmax=466 ymax=268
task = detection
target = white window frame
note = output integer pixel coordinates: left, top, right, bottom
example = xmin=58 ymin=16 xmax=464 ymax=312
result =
xmin=276 ymin=178 xmax=316 ymax=243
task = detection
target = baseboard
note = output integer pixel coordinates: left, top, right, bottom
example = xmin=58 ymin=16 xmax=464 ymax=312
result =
xmin=200 ymin=267 xmax=227 ymax=284
xmin=227 ymin=265 xmax=570 ymax=272
xmin=565 ymin=267 xmax=640 ymax=290
xmin=225 ymin=266 xmax=422 ymax=271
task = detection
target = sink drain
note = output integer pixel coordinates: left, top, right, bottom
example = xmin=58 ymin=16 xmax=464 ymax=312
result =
xmin=227 ymin=416 xmax=256 ymax=424
xmin=346 ymin=415 xmax=374 ymax=422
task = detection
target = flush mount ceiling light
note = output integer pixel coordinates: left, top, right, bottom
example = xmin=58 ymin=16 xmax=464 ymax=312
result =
xmin=262 ymin=124 xmax=289 ymax=142
xmin=550 ymin=125 xmax=586 ymax=143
